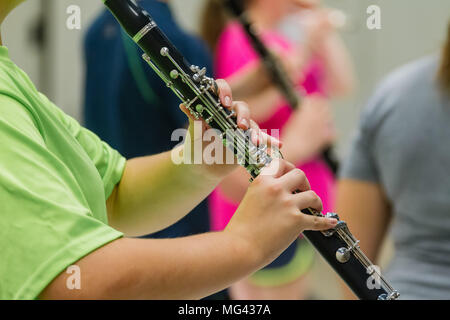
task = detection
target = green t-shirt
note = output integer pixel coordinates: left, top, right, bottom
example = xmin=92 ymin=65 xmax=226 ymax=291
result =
xmin=0 ymin=46 xmax=125 ymax=299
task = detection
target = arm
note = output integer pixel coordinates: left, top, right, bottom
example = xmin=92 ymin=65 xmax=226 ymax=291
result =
xmin=39 ymin=232 xmax=257 ymax=300
xmin=301 ymin=8 xmax=355 ymax=97
xmin=313 ymin=33 xmax=355 ymax=97
xmin=40 ymin=160 xmax=338 ymax=299
xmin=227 ymin=60 xmax=273 ymax=99
xmin=241 ymin=86 xmax=284 ymax=123
xmin=280 ymin=96 xmax=336 ymax=164
xmin=227 ymin=62 xmax=285 ymax=123
xmin=106 ymin=81 xmax=260 ymax=237
xmin=217 ymin=166 xmax=250 ymax=204
xmin=106 ymin=148 xmax=221 ymax=237
xmin=336 ymin=179 xmax=392 ymax=299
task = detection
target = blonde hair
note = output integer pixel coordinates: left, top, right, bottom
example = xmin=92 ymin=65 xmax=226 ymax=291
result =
xmin=438 ymin=21 xmax=450 ymax=92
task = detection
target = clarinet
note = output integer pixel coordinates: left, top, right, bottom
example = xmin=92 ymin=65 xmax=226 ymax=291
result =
xmin=222 ymin=0 xmax=339 ymax=174
xmin=103 ymin=0 xmax=399 ymax=300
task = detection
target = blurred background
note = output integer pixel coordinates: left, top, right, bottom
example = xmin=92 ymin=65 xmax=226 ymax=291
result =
xmin=3 ymin=0 xmax=449 ymax=299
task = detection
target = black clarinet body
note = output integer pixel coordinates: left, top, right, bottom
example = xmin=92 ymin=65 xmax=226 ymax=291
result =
xmin=303 ymin=228 xmax=387 ymax=300
xmin=223 ymin=0 xmax=339 ymax=174
xmin=103 ymin=0 xmax=399 ymax=300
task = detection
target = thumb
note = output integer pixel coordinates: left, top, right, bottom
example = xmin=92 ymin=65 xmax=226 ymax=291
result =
xmin=179 ymin=104 xmax=197 ymax=122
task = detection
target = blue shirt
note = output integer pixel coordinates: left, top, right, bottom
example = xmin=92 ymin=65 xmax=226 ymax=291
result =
xmin=84 ymin=0 xmax=213 ymax=238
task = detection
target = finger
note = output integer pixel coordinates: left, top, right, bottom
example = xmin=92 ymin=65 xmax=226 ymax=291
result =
xmin=248 ymin=120 xmax=282 ymax=148
xmin=293 ymin=190 xmax=323 ymax=212
xmin=278 ymin=168 xmax=311 ymax=192
xmin=180 ymin=104 xmax=214 ymax=133
xmin=248 ymin=119 xmax=260 ymax=144
xmin=247 ymin=120 xmax=271 ymax=146
xmin=260 ymin=159 xmax=295 ymax=179
xmin=179 ymin=104 xmax=197 ymax=122
xmin=215 ymin=79 xmax=233 ymax=108
xmin=301 ymin=214 xmax=338 ymax=231
xmin=256 ymin=131 xmax=283 ymax=149
xmin=232 ymin=101 xmax=250 ymax=130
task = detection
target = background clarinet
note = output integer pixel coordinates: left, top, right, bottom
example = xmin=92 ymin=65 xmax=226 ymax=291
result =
xmin=222 ymin=0 xmax=340 ymax=174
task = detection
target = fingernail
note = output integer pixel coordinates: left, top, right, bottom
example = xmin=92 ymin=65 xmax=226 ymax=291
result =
xmin=272 ymin=136 xmax=282 ymax=146
xmin=240 ymin=118 xmax=249 ymax=129
xmin=328 ymin=218 xmax=338 ymax=225
xmin=224 ymin=96 xmax=232 ymax=107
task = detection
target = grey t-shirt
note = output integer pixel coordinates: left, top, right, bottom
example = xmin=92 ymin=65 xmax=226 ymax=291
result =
xmin=341 ymin=55 xmax=450 ymax=299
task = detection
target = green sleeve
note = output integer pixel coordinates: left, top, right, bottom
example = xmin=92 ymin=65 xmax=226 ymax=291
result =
xmin=38 ymin=93 xmax=127 ymax=199
xmin=0 ymin=95 xmax=123 ymax=300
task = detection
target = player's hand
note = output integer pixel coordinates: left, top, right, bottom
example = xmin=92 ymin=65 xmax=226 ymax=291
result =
xmin=179 ymin=79 xmax=281 ymax=179
xmin=226 ymin=158 xmax=337 ymax=267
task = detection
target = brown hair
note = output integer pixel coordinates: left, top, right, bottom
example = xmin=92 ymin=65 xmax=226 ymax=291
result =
xmin=438 ymin=21 xmax=450 ymax=92
xmin=200 ymin=0 xmax=231 ymax=52
xmin=200 ymin=0 xmax=255 ymax=53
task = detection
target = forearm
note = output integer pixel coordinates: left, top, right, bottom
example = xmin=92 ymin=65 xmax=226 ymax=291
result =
xmin=314 ymin=34 xmax=355 ymax=97
xmin=280 ymin=115 xmax=320 ymax=165
xmin=109 ymin=146 xmax=220 ymax=237
xmin=218 ymin=167 xmax=251 ymax=203
xmin=230 ymin=66 xmax=283 ymax=123
xmin=39 ymin=232 xmax=259 ymax=300
xmin=244 ymin=86 xmax=284 ymax=123
xmin=336 ymin=179 xmax=391 ymax=299
xmin=280 ymin=133 xmax=312 ymax=165
xmin=228 ymin=60 xmax=273 ymax=100
xmin=336 ymin=180 xmax=391 ymax=260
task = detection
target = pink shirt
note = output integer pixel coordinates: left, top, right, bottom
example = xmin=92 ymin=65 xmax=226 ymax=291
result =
xmin=209 ymin=22 xmax=335 ymax=231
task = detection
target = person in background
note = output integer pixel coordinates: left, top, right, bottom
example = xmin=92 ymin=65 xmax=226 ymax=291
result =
xmin=0 ymin=0 xmax=339 ymax=300
xmin=337 ymin=22 xmax=450 ymax=299
xmin=201 ymin=0 xmax=354 ymax=299
xmin=83 ymin=0 xmax=213 ymax=281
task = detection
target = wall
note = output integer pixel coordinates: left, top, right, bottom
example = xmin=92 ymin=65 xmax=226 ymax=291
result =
xmin=323 ymin=0 xmax=450 ymax=157
xmin=3 ymin=0 xmax=42 ymax=86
